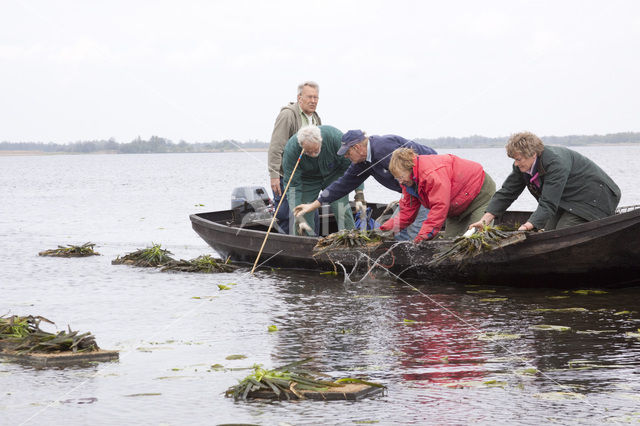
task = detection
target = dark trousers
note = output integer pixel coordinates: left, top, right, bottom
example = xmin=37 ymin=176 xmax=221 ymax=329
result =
xmin=545 ymin=209 xmax=588 ymax=230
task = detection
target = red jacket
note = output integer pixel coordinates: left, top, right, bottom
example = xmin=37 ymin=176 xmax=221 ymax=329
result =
xmin=380 ymin=154 xmax=485 ymax=242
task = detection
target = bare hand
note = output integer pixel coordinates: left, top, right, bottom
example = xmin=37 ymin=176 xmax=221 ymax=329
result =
xmin=469 ymin=212 xmax=495 ymax=230
xmin=518 ymin=221 xmax=534 ymax=231
xmin=271 ymin=178 xmax=281 ymax=197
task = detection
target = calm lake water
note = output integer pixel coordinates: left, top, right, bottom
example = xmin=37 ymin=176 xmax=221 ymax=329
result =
xmin=1 ymin=147 xmax=640 ymax=425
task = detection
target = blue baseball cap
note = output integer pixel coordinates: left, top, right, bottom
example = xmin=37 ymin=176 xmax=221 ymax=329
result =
xmin=337 ymin=129 xmax=366 ymax=155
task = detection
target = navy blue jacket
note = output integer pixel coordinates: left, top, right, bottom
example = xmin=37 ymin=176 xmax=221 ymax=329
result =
xmin=317 ymin=135 xmax=437 ymax=204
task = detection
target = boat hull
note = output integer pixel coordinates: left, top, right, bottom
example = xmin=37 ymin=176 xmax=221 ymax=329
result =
xmin=190 ymin=207 xmax=640 ymax=288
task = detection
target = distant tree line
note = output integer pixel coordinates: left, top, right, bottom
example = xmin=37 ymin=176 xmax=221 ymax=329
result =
xmin=2 ymin=132 xmax=640 ymax=154
xmin=0 ymin=136 xmax=269 ymax=154
xmin=415 ymin=131 xmax=640 ymax=149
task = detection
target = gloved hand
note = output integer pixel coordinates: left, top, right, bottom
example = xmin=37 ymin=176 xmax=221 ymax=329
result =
xmin=354 ymin=190 xmax=366 ymax=205
xmin=295 ymin=214 xmax=314 ymax=236
xmin=293 ymin=200 xmax=321 ymax=217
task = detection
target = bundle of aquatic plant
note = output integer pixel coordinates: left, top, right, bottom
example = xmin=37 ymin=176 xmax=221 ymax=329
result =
xmin=0 ymin=315 xmax=99 ymax=354
xmin=160 ymin=255 xmax=237 ymax=273
xmin=225 ymin=358 xmax=384 ymax=401
xmin=112 ymin=243 xmax=175 ymax=267
xmin=428 ymin=226 xmax=526 ymax=266
xmin=313 ymin=229 xmax=392 ymax=256
xmin=38 ymin=242 xmax=99 ymax=257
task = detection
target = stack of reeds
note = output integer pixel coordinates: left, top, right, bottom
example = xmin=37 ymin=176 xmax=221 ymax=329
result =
xmin=313 ymin=229 xmax=391 ymax=256
xmin=112 ymin=243 xmax=174 ymax=267
xmin=429 ymin=226 xmax=526 ymax=266
xmin=38 ymin=242 xmax=99 ymax=257
xmin=161 ymin=255 xmax=237 ymax=273
xmin=225 ymin=358 xmax=384 ymax=401
xmin=0 ymin=315 xmax=99 ymax=354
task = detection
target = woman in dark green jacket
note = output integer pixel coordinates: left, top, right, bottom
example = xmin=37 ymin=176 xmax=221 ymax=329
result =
xmin=470 ymin=132 xmax=621 ymax=231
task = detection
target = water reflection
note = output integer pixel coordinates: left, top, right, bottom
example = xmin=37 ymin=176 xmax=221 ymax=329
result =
xmin=2 ymin=151 xmax=640 ymax=424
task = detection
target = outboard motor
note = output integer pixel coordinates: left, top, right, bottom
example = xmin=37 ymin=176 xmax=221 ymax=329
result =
xmin=230 ymin=186 xmax=274 ymax=226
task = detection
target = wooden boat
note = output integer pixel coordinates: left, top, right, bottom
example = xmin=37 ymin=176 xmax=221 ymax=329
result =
xmin=190 ymin=203 xmax=640 ymax=288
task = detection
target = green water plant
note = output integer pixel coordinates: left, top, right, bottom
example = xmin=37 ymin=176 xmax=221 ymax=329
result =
xmin=429 ymin=226 xmax=525 ymax=266
xmin=161 ymin=255 xmax=236 ymax=273
xmin=112 ymin=243 xmax=174 ymax=267
xmin=225 ymin=358 xmax=384 ymax=401
xmin=313 ymin=229 xmax=392 ymax=256
xmin=38 ymin=242 xmax=99 ymax=257
xmin=0 ymin=315 xmax=99 ymax=354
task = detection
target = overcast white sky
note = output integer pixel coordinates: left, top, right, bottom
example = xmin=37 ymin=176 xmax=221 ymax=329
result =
xmin=1 ymin=0 xmax=639 ymax=143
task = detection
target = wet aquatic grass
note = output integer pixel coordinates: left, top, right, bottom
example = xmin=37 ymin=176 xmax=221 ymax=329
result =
xmin=313 ymin=229 xmax=392 ymax=256
xmin=225 ymin=358 xmax=384 ymax=401
xmin=0 ymin=315 xmax=99 ymax=354
xmin=38 ymin=242 xmax=99 ymax=257
xmin=112 ymin=243 xmax=175 ymax=267
xmin=161 ymin=255 xmax=236 ymax=273
xmin=429 ymin=226 xmax=525 ymax=266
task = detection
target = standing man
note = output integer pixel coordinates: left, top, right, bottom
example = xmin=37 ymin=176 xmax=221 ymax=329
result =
xmin=293 ymin=130 xmax=437 ymax=240
xmin=282 ymin=125 xmax=356 ymax=235
xmin=268 ymin=81 xmax=321 ymax=233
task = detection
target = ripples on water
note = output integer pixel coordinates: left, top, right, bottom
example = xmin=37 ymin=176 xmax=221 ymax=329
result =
xmin=1 ymin=149 xmax=639 ymax=425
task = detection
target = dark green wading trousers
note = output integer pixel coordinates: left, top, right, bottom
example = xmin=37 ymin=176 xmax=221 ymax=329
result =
xmin=288 ymin=179 xmax=355 ymax=236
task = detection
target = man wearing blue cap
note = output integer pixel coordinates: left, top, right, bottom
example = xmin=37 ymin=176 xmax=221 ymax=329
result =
xmin=293 ymin=129 xmax=437 ymax=240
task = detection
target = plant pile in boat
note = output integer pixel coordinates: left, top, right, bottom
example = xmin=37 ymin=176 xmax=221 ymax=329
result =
xmin=0 ymin=315 xmax=99 ymax=354
xmin=313 ymin=229 xmax=393 ymax=256
xmin=429 ymin=225 xmax=525 ymax=266
xmin=38 ymin=242 xmax=99 ymax=257
xmin=225 ymin=358 xmax=384 ymax=401
xmin=112 ymin=243 xmax=175 ymax=267
xmin=161 ymin=255 xmax=237 ymax=273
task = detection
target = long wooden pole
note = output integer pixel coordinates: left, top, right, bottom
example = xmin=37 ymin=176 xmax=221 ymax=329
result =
xmin=251 ymin=149 xmax=305 ymax=274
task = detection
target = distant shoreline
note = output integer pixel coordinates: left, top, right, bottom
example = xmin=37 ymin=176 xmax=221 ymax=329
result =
xmin=0 ymin=148 xmax=270 ymax=157
xmin=3 ymin=132 xmax=640 ymax=155
xmin=3 ymin=144 xmax=640 ymax=157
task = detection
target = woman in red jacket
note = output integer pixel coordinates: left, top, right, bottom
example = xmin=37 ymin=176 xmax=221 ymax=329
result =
xmin=379 ymin=148 xmax=495 ymax=242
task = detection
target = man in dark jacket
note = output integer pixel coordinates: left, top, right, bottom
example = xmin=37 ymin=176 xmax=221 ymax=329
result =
xmin=293 ymin=129 xmax=437 ymax=240
xmin=470 ymin=131 xmax=621 ymax=231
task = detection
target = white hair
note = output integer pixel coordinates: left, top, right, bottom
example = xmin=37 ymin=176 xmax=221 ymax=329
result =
xmin=297 ymin=81 xmax=319 ymax=96
xmin=297 ymin=125 xmax=322 ymax=148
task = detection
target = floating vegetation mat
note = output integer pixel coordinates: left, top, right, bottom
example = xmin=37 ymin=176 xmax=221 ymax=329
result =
xmin=0 ymin=315 xmax=118 ymax=366
xmin=313 ymin=230 xmax=393 ymax=256
xmin=38 ymin=242 xmax=99 ymax=257
xmin=429 ymin=226 xmax=526 ymax=266
xmin=225 ymin=358 xmax=385 ymax=401
xmin=161 ymin=255 xmax=237 ymax=273
xmin=112 ymin=243 xmax=175 ymax=267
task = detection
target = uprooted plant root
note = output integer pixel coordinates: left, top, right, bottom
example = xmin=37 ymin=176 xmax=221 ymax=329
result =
xmin=112 ymin=243 xmax=175 ymax=267
xmin=161 ymin=255 xmax=237 ymax=273
xmin=0 ymin=315 xmax=99 ymax=354
xmin=429 ymin=225 xmax=526 ymax=266
xmin=38 ymin=242 xmax=100 ymax=257
xmin=225 ymin=357 xmax=385 ymax=401
xmin=313 ymin=229 xmax=393 ymax=257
